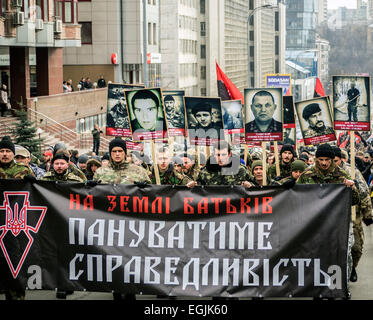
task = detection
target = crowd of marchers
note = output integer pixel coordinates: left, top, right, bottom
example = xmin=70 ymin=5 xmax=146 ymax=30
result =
xmin=1 ymin=127 xmax=373 ymax=301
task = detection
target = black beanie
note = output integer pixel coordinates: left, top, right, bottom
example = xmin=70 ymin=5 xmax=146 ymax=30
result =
xmin=333 ymin=147 xmax=342 ymax=159
xmin=109 ymin=137 xmax=127 ymax=154
xmin=315 ymin=144 xmax=334 ymax=159
xmin=280 ymin=144 xmax=296 ymax=157
xmin=52 ymin=151 xmax=70 ymax=164
xmin=0 ymin=136 xmax=15 ymax=154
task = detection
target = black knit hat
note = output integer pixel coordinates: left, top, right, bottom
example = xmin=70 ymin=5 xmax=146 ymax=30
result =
xmin=101 ymin=152 xmax=110 ymax=161
xmin=315 ymin=144 xmax=334 ymax=159
xmin=109 ymin=137 xmax=127 ymax=154
xmin=280 ymin=144 xmax=296 ymax=157
xmin=52 ymin=151 xmax=70 ymax=164
xmin=333 ymin=147 xmax=342 ymax=159
xmin=0 ymin=136 xmax=15 ymax=154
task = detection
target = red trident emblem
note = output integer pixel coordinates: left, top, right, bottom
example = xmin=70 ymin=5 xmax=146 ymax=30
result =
xmin=6 ymin=202 xmax=26 ymax=236
xmin=0 ymin=192 xmax=47 ymax=278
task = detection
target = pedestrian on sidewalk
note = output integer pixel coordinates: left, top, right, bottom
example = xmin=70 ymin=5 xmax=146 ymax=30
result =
xmin=0 ymin=84 xmax=8 ymax=117
xmin=92 ymin=124 xmax=103 ymax=155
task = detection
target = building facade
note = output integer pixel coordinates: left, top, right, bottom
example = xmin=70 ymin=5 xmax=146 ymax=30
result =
xmin=63 ymin=0 xmax=161 ymax=88
xmin=0 ymin=0 xmax=81 ymax=107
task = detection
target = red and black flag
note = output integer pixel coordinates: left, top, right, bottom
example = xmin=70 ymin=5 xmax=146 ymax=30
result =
xmin=216 ymin=62 xmax=244 ymax=103
xmin=314 ymin=77 xmax=326 ymax=98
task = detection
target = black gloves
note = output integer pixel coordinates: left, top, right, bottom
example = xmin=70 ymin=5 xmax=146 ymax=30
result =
xmin=85 ymin=180 xmax=100 ymax=187
xmin=363 ymin=218 xmax=373 ymax=226
xmin=281 ymin=178 xmax=296 ymax=189
xmin=23 ymin=174 xmax=36 ymax=182
xmin=134 ymin=181 xmax=148 ymax=188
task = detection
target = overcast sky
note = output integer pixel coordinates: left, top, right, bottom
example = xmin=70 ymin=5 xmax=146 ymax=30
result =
xmin=328 ymin=0 xmax=357 ymax=10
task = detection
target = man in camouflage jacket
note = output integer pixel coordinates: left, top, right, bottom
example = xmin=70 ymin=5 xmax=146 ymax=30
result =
xmin=0 ymin=137 xmax=33 ymax=180
xmin=178 ymin=153 xmax=200 ymax=181
xmin=334 ymin=147 xmax=373 ymax=282
xmin=41 ymin=151 xmax=85 ymax=182
xmin=268 ymin=144 xmax=296 ymax=181
xmin=149 ymin=147 xmax=191 ymax=185
xmin=94 ymin=137 xmax=150 ymax=185
xmin=297 ymin=143 xmax=360 ymax=295
xmin=187 ymin=141 xmax=251 ymax=187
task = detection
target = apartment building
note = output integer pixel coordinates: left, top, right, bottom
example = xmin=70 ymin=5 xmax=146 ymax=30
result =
xmin=0 ymin=0 xmax=81 ymax=107
xmin=63 ymin=0 xmax=161 ymax=88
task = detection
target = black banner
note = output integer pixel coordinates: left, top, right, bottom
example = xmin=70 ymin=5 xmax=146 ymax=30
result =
xmin=0 ymin=181 xmax=350 ymax=298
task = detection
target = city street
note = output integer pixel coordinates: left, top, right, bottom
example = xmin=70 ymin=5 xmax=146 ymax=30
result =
xmin=1 ymin=225 xmax=372 ymax=301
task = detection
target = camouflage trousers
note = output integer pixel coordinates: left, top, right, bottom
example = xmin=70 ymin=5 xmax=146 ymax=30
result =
xmin=352 ymin=221 xmax=364 ymax=268
xmin=348 ymin=222 xmax=355 ymax=280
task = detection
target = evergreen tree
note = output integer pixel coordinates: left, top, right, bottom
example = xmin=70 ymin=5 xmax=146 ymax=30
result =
xmin=12 ymin=110 xmax=43 ymax=161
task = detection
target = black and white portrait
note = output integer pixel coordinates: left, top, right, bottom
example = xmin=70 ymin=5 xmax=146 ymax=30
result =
xmin=221 ymin=99 xmax=244 ymax=133
xmin=162 ymin=90 xmax=186 ymax=136
xmin=332 ymin=75 xmax=371 ymax=131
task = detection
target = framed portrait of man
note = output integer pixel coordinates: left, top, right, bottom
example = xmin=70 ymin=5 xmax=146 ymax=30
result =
xmin=244 ymin=88 xmax=283 ymax=142
xmin=125 ymin=88 xmax=168 ymax=141
xmin=221 ymin=100 xmax=244 ymax=135
xmin=162 ymin=90 xmax=186 ymax=136
xmin=295 ymin=96 xmax=336 ymax=146
xmin=106 ymin=83 xmax=145 ymax=137
xmin=332 ymin=75 xmax=371 ymax=131
xmin=184 ymin=96 xmax=224 ymax=146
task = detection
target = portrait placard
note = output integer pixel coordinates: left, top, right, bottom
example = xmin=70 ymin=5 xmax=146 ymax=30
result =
xmin=184 ymin=97 xmax=224 ymax=146
xmin=295 ymin=96 xmax=336 ymax=146
xmin=106 ymin=83 xmax=145 ymax=137
xmin=162 ymin=90 xmax=186 ymax=137
xmin=125 ymin=88 xmax=168 ymax=141
xmin=244 ymin=88 xmax=283 ymax=142
xmin=221 ymin=100 xmax=244 ymax=135
xmin=332 ymin=75 xmax=371 ymax=131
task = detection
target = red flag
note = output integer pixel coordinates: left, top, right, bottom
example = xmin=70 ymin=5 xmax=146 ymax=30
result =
xmin=216 ymin=62 xmax=244 ymax=104
xmin=313 ymin=77 xmax=326 ymax=97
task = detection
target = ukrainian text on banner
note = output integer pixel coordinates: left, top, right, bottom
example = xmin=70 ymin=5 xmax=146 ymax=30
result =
xmin=0 ymin=181 xmax=350 ymax=298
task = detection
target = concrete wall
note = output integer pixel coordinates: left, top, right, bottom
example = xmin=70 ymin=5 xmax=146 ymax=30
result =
xmin=32 ymin=88 xmax=107 ymax=130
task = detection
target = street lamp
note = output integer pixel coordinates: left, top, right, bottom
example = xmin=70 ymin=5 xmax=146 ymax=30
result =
xmin=247 ymin=4 xmax=278 ymax=87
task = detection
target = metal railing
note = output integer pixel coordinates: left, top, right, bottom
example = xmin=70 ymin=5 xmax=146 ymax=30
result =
xmin=28 ymin=108 xmax=111 ymax=151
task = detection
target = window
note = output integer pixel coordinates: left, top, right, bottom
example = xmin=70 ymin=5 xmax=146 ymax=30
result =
xmin=80 ymin=22 xmax=92 ymax=44
xmin=249 ymin=31 xmax=254 ymax=41
xmin=200 ymin=45 xmax=206 ymax=59
xmin=0 ymin=0 xmax=7 ymax=17
xmin=249 ymin=0 xmax=254 ymax=10
xmin=148 ymin=23 xmax=152 ymax=45
xmin=250 ymin=46 xmax=254 ymax=57
xmin=55 ymin=0 xmax=76 ymax=23
xmin=200 ymin=0 xmax=205 ymax=14
xmin=201 ymin=88 xmax=207 ymax=96
xmin=201 ymin=66 xmax=206 ymax=79
xmin=153 ymin=23 xmax=157 ymax=45
xmin=200 ymin=22 xmax=206 ymax=36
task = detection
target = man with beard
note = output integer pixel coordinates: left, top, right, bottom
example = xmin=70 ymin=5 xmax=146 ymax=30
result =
xmin=41 ymin=151 xmax=84 ymax=182
xmin=268 ymin=144 xmax=296 ymax=180
xmin=177 ymin=152 xmax=200 ymax=181
xmin=164 ymin=95 xmax=185 ymax=129
xmin=107 ymin=93 xmax=129 ymax=129
xmin=302 ymin=103 xmax=334 ymax=139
